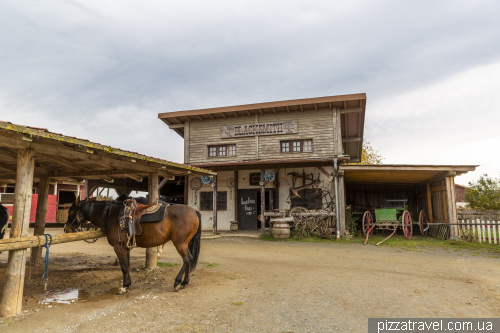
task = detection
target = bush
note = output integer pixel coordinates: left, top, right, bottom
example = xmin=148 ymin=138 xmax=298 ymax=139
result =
xmin=464 ymin=174 xmax=500 ymax=210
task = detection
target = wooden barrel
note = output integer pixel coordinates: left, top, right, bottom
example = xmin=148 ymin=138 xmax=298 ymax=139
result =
xmin=230 ymin=221 xmax=238 ymax=231
xmin=272 ymin=221 xmax=290 ymax=239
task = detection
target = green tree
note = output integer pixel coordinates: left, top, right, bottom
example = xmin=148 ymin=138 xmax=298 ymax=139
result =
xmin=464 ymin=174 xmax=500 ymax=210
xmin=357 ymin=140 xmax=384 ymax=165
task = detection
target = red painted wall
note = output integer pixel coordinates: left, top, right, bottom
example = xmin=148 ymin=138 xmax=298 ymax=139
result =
xmin=5 ymin=195 xmax=57 ymax=223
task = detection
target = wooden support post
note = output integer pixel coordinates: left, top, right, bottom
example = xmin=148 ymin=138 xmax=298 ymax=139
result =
xmin=1 ymin=149 xmax=35 ymax=318
xmin=426 ymin=184 xmax=434 ymax=223
xmin=184 ymin=175 xmax=188 ymax=205
xmin=84 ymin=179 xmax=89 ymax=199
xmin=446 ymin=176 xmax=459 ymax=238
xmin=145 ymin=172 xmax=159 ymax=270
xmin=338 ymin=174 xmax=346 ymax=236
xmin=212 ymin=175 xmax=217 ymax=234
xmin=234 ymin=171 xmax=238 ymax=223
xmin=275 ymin=170 xmax=280 ymax=210
xmin=31 ymin=177 xmax=50 ymax=264
xmin=184 ymin=121 xmax=190 ymax=164
xmin=260 ymin=169 xmax=266 ymax=233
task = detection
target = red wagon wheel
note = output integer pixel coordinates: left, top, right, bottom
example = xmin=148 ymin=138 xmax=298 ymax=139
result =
xmin=419 ymin=210 xmax=428 ymax=236
xmin=402 ymin=210 xmax=412 ymax=239
xmin=362 ymin=211 xmax=374 ymax=237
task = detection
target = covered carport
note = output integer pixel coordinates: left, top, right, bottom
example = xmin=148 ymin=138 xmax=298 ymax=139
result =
xmin=340 ymin=164 xmax=477 ymax=239
xmin=0 ymin=121 xmax=215 ymax=317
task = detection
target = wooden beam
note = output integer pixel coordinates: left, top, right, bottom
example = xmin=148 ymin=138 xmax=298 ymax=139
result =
xmin=208 ymin=114 xmax=215 ymax=120
xmin=285 ymin=106 xmax=290 ymax=113
xmin=1 ymin=149 xmax=35 ymax=317
xmin=173 ymin=117 xmax=182 ymax=124
xmin=426 ymin=184 xmax=434 ymax=223
xmin=124 ymin=174 xmax=143 ymax=182
xmin=0 ymin=230 xmax=105 ymax=252
xmin=212 ymin=175 xmax=218 ymax=234
xmin=260 ymin=169 xmax=265 ymax=233
xmin=221 ymin=113 xmax=226 ymax=119
xmin=313 ymin=103 xmax=318 ymax=110
xmin=157 ymin=169 xmax=175 ymax=180
xmin=31 ymin=177 xmax=50 ymax=264
xmin=258 ymin=109 xmax=263 ymax=115
xmin=233 ymin=112 xmax=239 ymax=118
xmin=416 ymin=171 xmax=456 ymax=187
xmin=158 ymin=177 xmax=169 ymax=191
xmin=342 ymin=137 xmax=362 ymax=142
xmin=339 ymin=108 xmax=362 ymax=114
xmin=196 ymin=115 xmax=203 ymax=121
xmin=272 ymin=107 xmax=276 ymax=114
xmin=168 ymin=123 xmax=185 ymax=129
xmin=329 ymin=102 xmax=332 ymax=110
xmin=234 ymin=171 xmax=238 ymax=224
xmin=299 ymin=105 xmax=304 ymax=112
xmin=245 ymin=110 xmax=251 ymax=117
xmin=185 ymin=116 xmax=191 ymax=122
xmin=145 ymin=173 xmax=159 ymax=270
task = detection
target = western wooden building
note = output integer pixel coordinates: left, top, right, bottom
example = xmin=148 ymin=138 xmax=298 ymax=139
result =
xmin=158 ymin=93 xmax=476 ymax=238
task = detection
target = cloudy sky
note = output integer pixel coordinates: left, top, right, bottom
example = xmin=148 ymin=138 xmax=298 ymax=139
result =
xmin=1 ymin=0 xmax=499 ymax=185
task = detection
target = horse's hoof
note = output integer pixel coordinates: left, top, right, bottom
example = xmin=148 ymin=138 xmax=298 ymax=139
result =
xmin=116 ymin=287 xmax=129 ymax=295
xmin=174 ymin=284 xmax=182 ymax=292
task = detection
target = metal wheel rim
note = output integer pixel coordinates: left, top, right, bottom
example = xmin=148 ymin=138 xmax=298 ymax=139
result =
xmin=402 ymin=210 xmax=412 ymax=239
xmin=362 ymin=211 xmax=373 ymax=237
xmin=419 ymin=210 xmax=428 ymax=236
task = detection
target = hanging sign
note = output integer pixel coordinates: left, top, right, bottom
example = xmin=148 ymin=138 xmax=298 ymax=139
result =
xmin=220 ymin=121 xmax=298 ymax=138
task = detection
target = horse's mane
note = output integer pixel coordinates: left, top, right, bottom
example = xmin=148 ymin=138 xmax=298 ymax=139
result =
xmin=80 ymin=199 xmax=123 ymax=221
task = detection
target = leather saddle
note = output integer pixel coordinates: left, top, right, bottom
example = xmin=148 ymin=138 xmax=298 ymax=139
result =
xmin=132 ymin=202 xmax=164 ymax=236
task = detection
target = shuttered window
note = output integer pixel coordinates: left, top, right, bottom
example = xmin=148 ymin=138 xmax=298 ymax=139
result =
xmin=280 ymin=140 xmax=313 ymax=153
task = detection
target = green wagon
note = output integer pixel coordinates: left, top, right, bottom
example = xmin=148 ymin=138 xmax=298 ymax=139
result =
xmin=362 ymin=199 xmax=429 ymax=245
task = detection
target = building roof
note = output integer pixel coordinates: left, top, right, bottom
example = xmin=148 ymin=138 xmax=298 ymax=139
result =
xmin=158 ymin=93 xmax=366 ymax=162
xmin=0 ymin=121 xmax=215 ymax=185
xmin=341 ymin=164 xmax=477 ymax=185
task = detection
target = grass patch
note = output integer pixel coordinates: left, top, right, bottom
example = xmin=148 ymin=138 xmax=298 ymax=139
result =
xmin=260 ymin=233 xmax=500 ymax=256
xmin=157 ymin=262 xmax=181 ymax=268
xmin=259 ymin=234 xmax=334 ymax=243
xmin=199 ymin=261 xmax=219 ymax=268
xmin=232 ymin=302 xmax=244 ymax=306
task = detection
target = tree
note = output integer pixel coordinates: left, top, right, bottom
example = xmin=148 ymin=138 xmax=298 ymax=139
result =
xmin=356 ymin=140 xmax=384 ymax=165
xmin=464 ymin=174 xmax=500 ymax=210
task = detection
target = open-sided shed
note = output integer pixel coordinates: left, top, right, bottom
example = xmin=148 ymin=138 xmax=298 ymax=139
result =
xmin=341 ymin=164 xmax=477 ymax=238
xmin=0 ymin=121 xmax=215 ymax=317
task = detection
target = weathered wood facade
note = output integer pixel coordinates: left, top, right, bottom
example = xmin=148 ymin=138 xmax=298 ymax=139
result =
xmin=160 ymin=94 xmax=367 ymax=235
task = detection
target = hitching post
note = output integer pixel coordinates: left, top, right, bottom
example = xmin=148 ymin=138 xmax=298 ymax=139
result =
xmin=145 ymin=172 xmax=159 ymax=270
xmin=1 ymin=149 xmax=35 ymax=318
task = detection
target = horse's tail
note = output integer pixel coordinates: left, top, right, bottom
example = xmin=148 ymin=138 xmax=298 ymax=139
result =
xmin=188 ymin=210 xmax=202 ymax=272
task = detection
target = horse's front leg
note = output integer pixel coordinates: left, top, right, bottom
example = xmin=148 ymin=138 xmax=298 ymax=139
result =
xmin=114 ymin=245 xmax=131 ymax=294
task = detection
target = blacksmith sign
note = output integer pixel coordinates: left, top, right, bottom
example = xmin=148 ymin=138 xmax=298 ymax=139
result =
xmin=221 ymin=121 xmax=298 ymax=138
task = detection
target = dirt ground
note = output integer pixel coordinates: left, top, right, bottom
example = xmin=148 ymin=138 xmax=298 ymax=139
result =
xmin=0 ymin=229 xmax=499 ymax=333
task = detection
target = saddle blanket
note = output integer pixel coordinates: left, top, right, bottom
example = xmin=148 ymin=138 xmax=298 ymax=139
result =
xmin=140 ymin=204 xmax=168 ymax=223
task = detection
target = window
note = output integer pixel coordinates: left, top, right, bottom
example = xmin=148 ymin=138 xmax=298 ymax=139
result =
xmin=208 ymin=144 xmax=236 ymax=157
xmin=249 ymin=173 xmax=261 ymax=186
xmin=280 ymin=140 xmax=313 ymax=153
xmin=200 ymin=191 xmax=227 ymax=211
xmin=290 ymin=189 xmax=322 ymax=210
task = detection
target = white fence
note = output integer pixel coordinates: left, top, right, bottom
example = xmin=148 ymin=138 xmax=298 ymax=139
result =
xmin=457 ymin=210 xmax=500 ymax=245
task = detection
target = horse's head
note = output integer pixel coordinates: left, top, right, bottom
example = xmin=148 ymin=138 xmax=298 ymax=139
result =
xmin=64 ymin=196 xmax=87 ymax=233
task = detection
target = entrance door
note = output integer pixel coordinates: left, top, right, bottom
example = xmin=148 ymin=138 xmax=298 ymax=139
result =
xmin=238 ymin=189 xmax=258 ymax=230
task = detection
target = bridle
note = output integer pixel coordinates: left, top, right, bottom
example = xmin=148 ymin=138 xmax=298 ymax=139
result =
xmin=65 ymin=204 xmax=87 ymax=232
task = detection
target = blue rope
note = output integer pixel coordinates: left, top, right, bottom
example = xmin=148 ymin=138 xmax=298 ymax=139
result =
xmin=39 ymin=234 xmax=52 ymax=288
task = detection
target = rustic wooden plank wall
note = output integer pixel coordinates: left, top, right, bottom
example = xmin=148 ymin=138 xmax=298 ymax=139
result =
xmin=188 ymin=108 xmax=337 ymax=164
xmin=189 ymin=117 xmax=256 ymax=164
xmin=346 ymin=183 xmax=418 ymax=219
xmin=416 ymin=178 xmax=450 ymax=238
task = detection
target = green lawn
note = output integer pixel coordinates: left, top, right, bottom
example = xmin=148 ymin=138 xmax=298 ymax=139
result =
xmin=260 ymin=233 xmax=500 ymax=256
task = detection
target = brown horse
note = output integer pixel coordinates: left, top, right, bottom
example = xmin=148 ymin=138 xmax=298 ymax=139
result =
xmin=64 ymin=197 xmax=201 ymax=293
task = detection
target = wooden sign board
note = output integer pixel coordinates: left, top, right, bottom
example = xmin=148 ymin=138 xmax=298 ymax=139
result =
xmin=221 ymin=121 xmax=298 ymax=138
